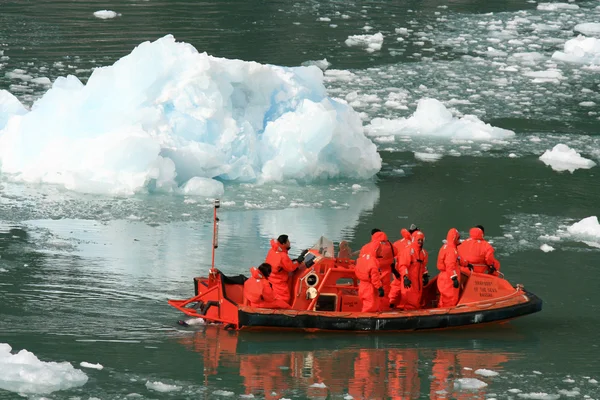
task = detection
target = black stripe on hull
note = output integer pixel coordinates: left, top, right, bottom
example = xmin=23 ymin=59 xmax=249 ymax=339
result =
xmin=238 ymin=291 xmax=543 ymax=332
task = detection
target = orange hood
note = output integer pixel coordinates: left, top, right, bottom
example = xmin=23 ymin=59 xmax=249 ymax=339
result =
xmin=469 ymin=227 xmax=484 ymax=240
xmin=412 ymin=230 xmax=425 ymax=241
xmin=250 ymin=267 xmax=262 ymax=279
xmin=270 ymin=238 xmax=287 ymax=253
xmin=372 ymin=231 xmax=388 ymax=243
xmin=401 ymin=229 xmax=411 ymax=241
xmin=446 ymin=228 xmax=460 ymax=246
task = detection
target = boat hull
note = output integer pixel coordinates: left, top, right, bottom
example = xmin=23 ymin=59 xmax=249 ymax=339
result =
xmin=237 ymin=290 xmax=542 ymax=332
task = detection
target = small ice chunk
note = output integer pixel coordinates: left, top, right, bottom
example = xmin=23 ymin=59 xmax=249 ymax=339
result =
xmin=301 ymin=58 xmax=331 ymax=71
xmin=344 ymin=395 xmax=354 ymax=400
xmin=454 ymin=378 xmax=488 ymax=390
xmin=540 ymin=244 xmax=555 ymax=252
xmin=574 ymin=23 xmax=600 ymax=36
xmin=539 ymin=144 xmax=596 ymax=173
xmin=552 ymin=35 xmax=600 ymax=65
xmin=351 ymin=184 xmax=362 ymax=190
xmin=558 ymin=389 xmax=580 ymax=397
xmin=317 ymin=17 xmax=331 ymax=22
xmin=537 ymin=3 xmax=579 ymax=11
xmin=509 ymin=389 xmax=523 ymax=393
xmin=518 ymin=393 xmax=559 ymax=400
xmin=345 ymin=32 xmax=384 ymax=52
xmin=212 ymin=390 xmax=235 ymax=396
xmin=509 ymin=153 xmax=518 ymax=158
xmin=580 ymin=102 xmax=595 ymax=107
xmin=414 ymin=152 xmax=443 ymax=162
xmin=589 ymin=378 xmax=598 ymax=384
xmin=533 ymin=371 xmax=543 ymax=375
xmin=538 ymin=235 xmax=560 ymax=242
xmin=475 ymin=369 xmax=499 ymax=377
xmin=80 ymin=362 xmax=103 ymax=370
xmin=310 ymin=382 xmax=327 ymax=388
xmin=93 ymin=10 xmax=121 ymax=19
xmin=31 ymin=77 xmax=52 ymax=85
xmin=145 ymin=381 xmax=181 ymax=392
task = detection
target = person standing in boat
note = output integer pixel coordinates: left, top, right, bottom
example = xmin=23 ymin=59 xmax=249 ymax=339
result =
xmin=388 ymin=228 xmax=413 ymax=308
xmin=370 ymin=229 xmax=398 ymax=311
xmin=457 ymin=225 xmax=501 ymax=275
xmin=437 ymin=228 xmax=472 ymax=308
xmin=243 ymin=263 xmax=290 ymax=309
xmin=338 ymin=240 xmax=360 ymax=259
xmin=354 ymin=231 xmax=386 ymax=312
xmin=265 ymin=234 xmax=304 ymax=305
xmin=390 ymin=230 xmax=429 ymax=310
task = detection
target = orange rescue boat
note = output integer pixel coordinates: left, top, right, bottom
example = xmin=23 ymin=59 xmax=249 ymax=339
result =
xmin=168 ymin=200 xmax=542 ymax=332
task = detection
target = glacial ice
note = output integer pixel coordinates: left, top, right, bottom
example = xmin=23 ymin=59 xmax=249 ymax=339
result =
xmin=365 ymin=98 xmax=515 ymax=140
xmin=552 ymin=35 xmax=600 ymax=65
xmin=0 ymin=90 xmax=28 ymax=130
xmin=0 ymin=35 xmax=381 ymax=196
xmin=345 ymin=32 xmax=384 ymax=52
xmin=94 ymin=10 xmax=121 ymax=19
xmin=539 ymin=144 xmax=596 ymax=173
xmin=0 ymin=343 xmax=88 ymax=395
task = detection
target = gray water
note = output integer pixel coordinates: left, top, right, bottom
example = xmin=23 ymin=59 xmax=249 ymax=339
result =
xmin=1 ymin=0 xmax=600 ymax=399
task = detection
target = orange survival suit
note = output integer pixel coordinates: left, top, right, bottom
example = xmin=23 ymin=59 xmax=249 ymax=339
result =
xmin=374 ymin=231 xmax=397 ymax=311
xmin=390 ymin=231 xmax=429 ymax=310
xmin=265 ymin=239 xmax=300 ymax=304
xmin=436 ymin=228 xmax=468 ymax=308
xmin=243 ymin=267 xmax=290 ymax=309
xmin=457 ymin=227 xmax=500 ymax=275
xmin=354 ymin=232 xmax=386 ymax=312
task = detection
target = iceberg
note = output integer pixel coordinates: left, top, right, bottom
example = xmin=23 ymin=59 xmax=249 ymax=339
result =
xmin=539 ymin=144 xmax=596 ymax=173
xmin=0 ymin=343 xmax=88 ymax=395
xmin=0 ymin=35 xmax=381 ymax=196
xmin=365 ymin=98 xmax=515 ymax=140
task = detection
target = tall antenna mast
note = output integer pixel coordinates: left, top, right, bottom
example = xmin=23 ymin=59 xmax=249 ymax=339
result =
xmin=211 ymin=199 xmax=220 ymax=272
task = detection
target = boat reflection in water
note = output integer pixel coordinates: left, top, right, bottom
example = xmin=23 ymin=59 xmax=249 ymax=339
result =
xmin=177 ymin=327 xmax=520 ymax=399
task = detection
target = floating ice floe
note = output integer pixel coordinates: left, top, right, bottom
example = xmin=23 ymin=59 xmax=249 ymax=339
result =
xmin=345 ymin=32 xmax=384 ymax=52
xmin=213 ymin=390 xmax=235 ymax=396
xmin=517 ymin=393 xmax=560 ymax=400
xmin=566 ymin=216 xmax=600 ymax=245
xmin=574 ymin=23 xmax=600 ymax=37
xmin=310 ymin=382 xmax=327 ymax=388
xmin=475 ymin=369 xmax=499 ymax=377
xmin=0 ymin=343 xmax=88 ymax=395
xmin=552 ymin=35 xmax=600 ymax=65
xmin=454 ymin=378 xmax=488 ymax=390
xmin=145 ymin=381 xmax=182 ymax=392
xmin=539 ymin=144 xmax=596 ymax=173
xmin=0 ymin=35 xmax=381 ymax=197
xmin=80 ymin=361 xmax=103 ymax=370
xmin=536 ymin=3 xmax=579 ymax=11
xmin=365 ymin=98 xmax=515 ymax=140
xmin=93 ymin=10 xmax=121 ymax=19
xmin=301 ymin=58 xmax=331 ymax=71
xmin=540 ymin=244 xmax=555 ymax=252
xmin=414 ymin=152 xmax=443 ymax=162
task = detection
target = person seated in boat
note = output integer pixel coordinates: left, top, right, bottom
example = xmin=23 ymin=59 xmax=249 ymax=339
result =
xmin=338 ymin=240 xmax=360 ymax=259
xmin=265 ymin=234 xmax=305 ymax=305
xmin=370 ymin=229 xmax=399 ymax=311
xmin=243 ymin=263 xmax=290 ymax=309
xmin=354 ymin=231 xmax=387 ymax=312
xmin=436 ymin=228 xmax=472 ymax=308
xmin=457 ymin=225 xmax=501 ymax=275
xmin=389 ymin=230 xmax=429 ymax=310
